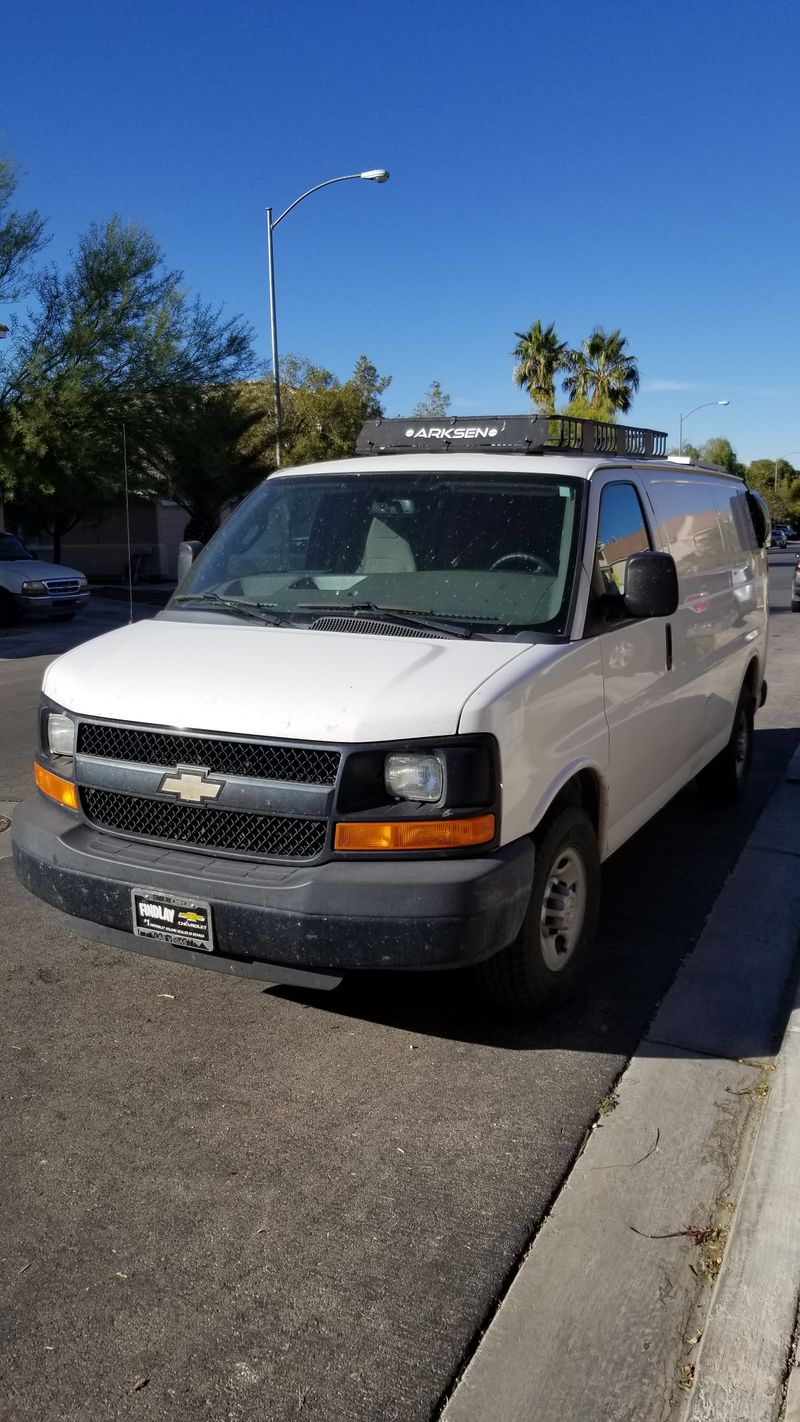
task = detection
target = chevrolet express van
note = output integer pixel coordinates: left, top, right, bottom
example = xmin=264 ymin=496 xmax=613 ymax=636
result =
xmin=12 ymin=416 xmax=770 ymax=1013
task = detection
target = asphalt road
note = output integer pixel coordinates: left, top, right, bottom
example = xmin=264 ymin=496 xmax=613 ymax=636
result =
xmin=1 ymin=564 xmax=799 ymax=1422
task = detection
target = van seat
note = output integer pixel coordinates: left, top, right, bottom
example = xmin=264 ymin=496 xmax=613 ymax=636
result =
xmin=356 ymin=517 xmax=416 ymax=574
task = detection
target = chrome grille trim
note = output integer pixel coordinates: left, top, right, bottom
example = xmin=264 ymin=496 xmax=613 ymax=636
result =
xmin=44 ymin=578 xmax=81 ymax=593
xmin=75 ymin=755 xmax=333 ymax=819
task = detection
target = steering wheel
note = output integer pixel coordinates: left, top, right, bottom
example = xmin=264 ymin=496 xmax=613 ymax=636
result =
xmin=490 ymin=552 xmax=555 ymax=575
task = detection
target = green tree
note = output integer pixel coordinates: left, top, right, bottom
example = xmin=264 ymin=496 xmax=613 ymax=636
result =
xmin=0 ymin=157 xmax=47 ymax=306
xmin=156 ymin=382 xmax=273 ymax=543
xmin=560 ymin=392 xmax=617 ymax=423
xmin=281 ymin=361 xmax=365 ymax=467
xmin=412 ymin=380 xmax=451 ymax=417
xmin=351 ymin=353 xmax=391 ymax=417
xmin=1 ymin=218 xmax=254 ymax=557
xmin=0 ymin=158 xmax=48 ymax=529
xmin=276 ymin=353 xmax=392 ymax=467
xmin=563 ymin=327 xmax=639 ymax=415
xmin=747 ymin=458 xmax=800 ymax=523
xmin=512 ymin=320 xmax=568 ymax=412
xmin=698 ymin=437 xmax=742 ymax=475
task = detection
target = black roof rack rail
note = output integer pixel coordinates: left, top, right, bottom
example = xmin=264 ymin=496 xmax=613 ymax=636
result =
xmin=356 ymin=415 xmax=668 ymax=460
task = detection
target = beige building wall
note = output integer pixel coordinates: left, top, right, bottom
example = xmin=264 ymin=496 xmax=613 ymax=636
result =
xmin=21 ymin=497 xmax=187 ymax=580
xmin=23 ymin=499 xmax=189 ymax=581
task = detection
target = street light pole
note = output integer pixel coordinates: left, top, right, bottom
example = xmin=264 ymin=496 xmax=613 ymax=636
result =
xmin=266 ymin=169 xmax=389 ymax=467
xmin=265 ymin=208 xmax=282 ymax=465
xmin=678 ymin=400 xmax=730 ymax=456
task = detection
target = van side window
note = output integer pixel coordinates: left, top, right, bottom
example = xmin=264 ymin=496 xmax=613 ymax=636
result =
xmin=595 ymin=483 xmax=651 ymax=599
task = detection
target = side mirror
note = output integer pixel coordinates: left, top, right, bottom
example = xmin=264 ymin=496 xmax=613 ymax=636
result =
xmin=745 ymin=490 xmax=770 ymax=548
xmin=623 ymin=551 xmax=679 ymax=619
xmin=177 ymin=540 xmax=203 ymax=584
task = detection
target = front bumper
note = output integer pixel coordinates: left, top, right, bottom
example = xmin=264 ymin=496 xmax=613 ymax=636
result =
xmin=15 ymin=591 xmax=90 ymax=617
xmin=12 ymin=795 xmax=534 ymax=988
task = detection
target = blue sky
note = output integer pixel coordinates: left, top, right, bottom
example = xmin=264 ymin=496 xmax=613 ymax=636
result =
xmin=3 ymin=0 xmax=798 ymax=463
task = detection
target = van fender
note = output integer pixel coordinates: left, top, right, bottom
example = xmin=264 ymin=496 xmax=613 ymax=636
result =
xmin=526 ymin=760 xmax=608 ymax=857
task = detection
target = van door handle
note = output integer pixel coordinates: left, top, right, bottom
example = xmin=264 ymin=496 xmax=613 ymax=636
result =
xmin=665 ymin=622 xmax=673 ymax=671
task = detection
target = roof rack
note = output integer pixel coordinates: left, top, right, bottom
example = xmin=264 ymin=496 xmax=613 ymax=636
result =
xmin=356 ymin=415 xmax=668 ymax=460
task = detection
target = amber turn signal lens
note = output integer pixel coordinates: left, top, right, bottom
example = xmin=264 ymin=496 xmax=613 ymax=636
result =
xmin=34 ymin=761 xmax=78 ymax=811
xmin=334 ymin=814 xmax=495 ymax=852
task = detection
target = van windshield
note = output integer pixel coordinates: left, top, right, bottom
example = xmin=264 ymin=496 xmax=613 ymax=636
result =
xmin=172 ymin=472 xmax=584 ymax=636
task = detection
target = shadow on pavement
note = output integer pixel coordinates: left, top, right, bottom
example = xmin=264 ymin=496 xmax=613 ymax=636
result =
xmin=0 ymin=601 xmax=155 ymax=660
xmin=271 ymin=725 xmax=800 ymax=1060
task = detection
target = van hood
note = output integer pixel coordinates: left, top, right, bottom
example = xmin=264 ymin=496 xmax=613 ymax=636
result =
xmin=43 ymin=616 xmax=532 ymax=742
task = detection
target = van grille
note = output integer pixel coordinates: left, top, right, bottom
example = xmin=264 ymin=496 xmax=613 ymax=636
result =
xmin=80 ymin=788 xmax=327 ymax=861
xmin=76 ymin=722 xmax=340 ymax=787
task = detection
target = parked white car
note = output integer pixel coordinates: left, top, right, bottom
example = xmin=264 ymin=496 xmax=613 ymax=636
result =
xmin=12 ymin=416 xmax=770 ymax=1014
xmin=0 ymin=532 xmax=90 ymax=626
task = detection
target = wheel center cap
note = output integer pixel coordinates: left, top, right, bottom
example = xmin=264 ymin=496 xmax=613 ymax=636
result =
xmin=561 ymin=892 xmax=576 ymax=926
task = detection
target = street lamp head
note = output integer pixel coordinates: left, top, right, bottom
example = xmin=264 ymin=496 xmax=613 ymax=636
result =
xmin=718 ymin=400 xmax=730 ymax=406
xmin=360 ymin=169 xmax=390 ymax=183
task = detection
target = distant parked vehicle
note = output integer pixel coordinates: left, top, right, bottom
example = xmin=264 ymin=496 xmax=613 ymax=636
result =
xmin=0 ymin=533 xmax=90 ymax=627
xmin=792 ymin=555 xmax=800 ymax=613
xmin=769 ymin=528 xmax=787 ymax=550
xmin=774 ymin=523 xmax=797 ymax=541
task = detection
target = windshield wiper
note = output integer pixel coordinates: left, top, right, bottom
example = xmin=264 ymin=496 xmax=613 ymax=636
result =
xmin=296 ymin=601 xmax=474 ymax=639
xmin=173 ymin=593 xmax=290 ymax=626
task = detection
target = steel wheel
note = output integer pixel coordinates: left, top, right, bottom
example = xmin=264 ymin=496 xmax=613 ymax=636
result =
xmin=539 ymin=848 xmax=587 ymax=971
xmin=476 ymin=805 xmax=601 ymax=1015
xmin=733 ymin=704 xmax=750 ymax=783
xmin=696 ymin=684 xmax=756 ymax=806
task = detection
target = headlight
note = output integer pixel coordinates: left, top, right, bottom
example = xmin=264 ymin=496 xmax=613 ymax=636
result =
xmin=46 ymin=712 xmax=76 ymax=758
xmin=385 ymin=752 xmax=444 ymax=803
xmin=21 ymin=580 xmax=48 ymax=597
xmin=79 ymin=576 xmax=88 ymax=590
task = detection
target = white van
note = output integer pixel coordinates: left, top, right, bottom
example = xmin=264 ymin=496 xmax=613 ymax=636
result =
xmin=12 ymin=416 xmax=770 ymax=1013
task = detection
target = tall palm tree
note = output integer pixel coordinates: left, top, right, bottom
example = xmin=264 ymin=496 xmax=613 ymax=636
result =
xmin=563 ymin=327 xmax=640 ymax=415
xmin=512 ymin=320 xmax=568 ymax=412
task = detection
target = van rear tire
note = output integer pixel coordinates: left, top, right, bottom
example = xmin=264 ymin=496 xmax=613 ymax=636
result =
xmin=476 ymin=807 xmax=600 ymax=1016
xmin=696 ymin=686 xmax=755 ymax=806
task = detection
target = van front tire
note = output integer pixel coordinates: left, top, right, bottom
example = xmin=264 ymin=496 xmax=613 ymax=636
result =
xmin=696 ymin=686 xmax=755 ymax=806
xmin=476 ymin=807 xmax=600 ymax=1016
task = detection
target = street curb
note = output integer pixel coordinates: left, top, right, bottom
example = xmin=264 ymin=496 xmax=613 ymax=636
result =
xmin=680 ymin=746 xmax=800 ymax=1422
xmin=441 ymin=750 xmax=800 ymax=1422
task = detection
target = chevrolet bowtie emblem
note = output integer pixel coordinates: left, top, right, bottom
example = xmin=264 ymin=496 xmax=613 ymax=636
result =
xmin=158 ymin=766 xmax=223 ymax=804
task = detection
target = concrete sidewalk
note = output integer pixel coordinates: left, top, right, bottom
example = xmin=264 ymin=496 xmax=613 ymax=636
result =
xmin=441 ymin=748 xmax=800 ymax=1422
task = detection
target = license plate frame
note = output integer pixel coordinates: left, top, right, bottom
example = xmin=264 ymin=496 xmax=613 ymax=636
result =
xmin=131 ymin=888 xmax=214 ymax=952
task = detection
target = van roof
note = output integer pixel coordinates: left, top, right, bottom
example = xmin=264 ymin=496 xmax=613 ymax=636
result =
xmin=271 ymin=450 xmax=744 ymax=483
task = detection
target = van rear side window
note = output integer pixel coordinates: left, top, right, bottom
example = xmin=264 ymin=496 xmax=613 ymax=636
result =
xmin=647 ymin=481 xmax=728 ymax=576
